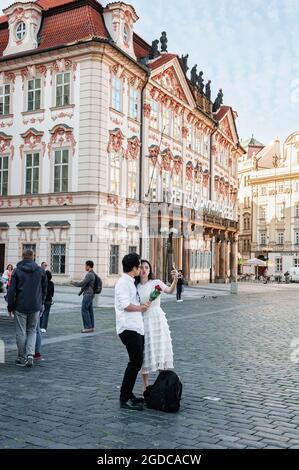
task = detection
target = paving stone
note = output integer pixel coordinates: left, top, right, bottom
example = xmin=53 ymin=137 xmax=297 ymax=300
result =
xmin=2 ymin=289 xmax=299 ymax=449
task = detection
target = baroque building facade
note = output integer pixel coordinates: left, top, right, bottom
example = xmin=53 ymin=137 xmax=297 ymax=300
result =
xmin=0 ymin=0 xmax=243 ymax=285
xmin=250 ymin=132 xmax=299 ymax=276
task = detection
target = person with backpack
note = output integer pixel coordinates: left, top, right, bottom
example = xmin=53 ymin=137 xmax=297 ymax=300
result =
xmin=7 ymin=250 xmax=47 ymax=367
xmin=72 ymin=260 xmax=100 ymax=333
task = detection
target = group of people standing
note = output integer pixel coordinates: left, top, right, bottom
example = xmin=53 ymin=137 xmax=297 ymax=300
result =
xmin=115 ymin=252 xmax=182 ymax=411
xmin=4 ymin=250 xmax=54 ymax=367
xmin=3 ymin=248 xmax=183 ymax=401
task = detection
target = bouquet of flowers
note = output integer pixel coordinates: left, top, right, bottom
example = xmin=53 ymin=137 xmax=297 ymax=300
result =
xmin=149 ymin=284 xmax=162 ymax=301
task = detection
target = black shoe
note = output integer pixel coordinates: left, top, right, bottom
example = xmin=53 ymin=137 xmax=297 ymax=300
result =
xmin=131 ymin=394 xmax=145 ymax=404
xmin=120 ymin=400 xmax=143 ymax=411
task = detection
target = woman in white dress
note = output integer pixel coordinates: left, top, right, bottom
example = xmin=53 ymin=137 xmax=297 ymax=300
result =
xmin=136 ymin=260 xmax=178 ymax=391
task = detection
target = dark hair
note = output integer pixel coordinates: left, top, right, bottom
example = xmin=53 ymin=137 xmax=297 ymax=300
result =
xmin=46 ymin=270 xmax=52 ymax=281
xmin=122 ymin=253 xmax=140 ymax=273
xmin=6 ymin=264 xmax=13 ymax=270
xmin=23 ymin=250 xmax=34 ymax=260
xmin=178 ymin=269 xmax=183 ymax=274
xmin=86 ymin=260 xmax=94 ymax=269
xmin=135 ymin=259 xmax=154 ymax=285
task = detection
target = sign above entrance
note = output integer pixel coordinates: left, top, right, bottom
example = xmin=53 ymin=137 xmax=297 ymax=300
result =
xmin=167 ymin=188 xmax=235 ymax=219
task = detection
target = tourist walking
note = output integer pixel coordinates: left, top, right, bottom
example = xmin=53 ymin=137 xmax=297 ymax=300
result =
xmin=7 ymin=250 xmax=47 ymax=368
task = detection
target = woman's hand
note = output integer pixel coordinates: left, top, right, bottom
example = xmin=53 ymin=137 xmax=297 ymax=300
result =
xmin=170 ymin=269 xmax=179 ymax=282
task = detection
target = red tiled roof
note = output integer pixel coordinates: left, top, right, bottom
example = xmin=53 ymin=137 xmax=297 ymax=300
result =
xmin=0 ymin=1 xmax=109 ymax=58
xmin=38 ymin=5 xmax=108 ymax=50
xmin=37 ymin=0 xmax=78 ymax=8
xmin=133 ymin=32 xmax=151 ymax=60
xmin=149 ymin=53 xmax=177 ymax=70
xmin=213 ymin=105 xmax=231 ymax=121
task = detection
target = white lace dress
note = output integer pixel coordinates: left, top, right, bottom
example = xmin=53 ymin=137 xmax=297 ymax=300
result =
xmin=137 ymin=279 xmax=174 ymax=374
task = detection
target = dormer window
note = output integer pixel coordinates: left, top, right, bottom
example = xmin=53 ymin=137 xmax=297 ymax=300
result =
xmin=123 ymin=24 xmax=130 ymax=44
xmin=15 ymin=22 xmax=26 ymax=41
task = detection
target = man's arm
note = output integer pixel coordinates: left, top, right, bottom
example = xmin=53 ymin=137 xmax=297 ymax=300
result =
xmin=72 ymin=272 xmax=92 ymax=289
xmin=7 ymin=271 xmax=17 ymax=312
xmin=125 ymin=303 xmax=151 ymax=313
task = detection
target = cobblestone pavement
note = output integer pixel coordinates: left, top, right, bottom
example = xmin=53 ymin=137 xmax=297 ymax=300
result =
xmin=2 ymin=286 xmax=299 ymax=449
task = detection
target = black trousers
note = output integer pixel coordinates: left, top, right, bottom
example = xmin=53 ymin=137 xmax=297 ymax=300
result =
xmin=119 ymin=330 xmax=144 ymax=403
xmin=176 ymin=284 xmax=183 ymax=300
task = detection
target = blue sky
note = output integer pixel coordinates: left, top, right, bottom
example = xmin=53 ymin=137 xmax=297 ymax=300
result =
xmin=2 ymin=0 xmax=298 ymax=145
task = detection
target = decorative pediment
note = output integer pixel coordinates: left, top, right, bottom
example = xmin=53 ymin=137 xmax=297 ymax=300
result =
xmin=50 ymin=58 xmax=77 ymax=84
xmin=20 ymin=128 xmax=45 ymax=159
xmin=21 ymin=64 xmax=47 ymax=89
xmin=48 ymin=124 xmax=76 ymax=158
xmin=0 ymin=132 xmax=14 ymax=159
xmin=107 ymin=128 xmax=125 ymax=156
xmin=150 ymin=57 xmax=196 ymax=108
xmin=125 ymin=136 xmax=140 ymax=160
xmin=220 ymin=116 xmax=234 ymax=142
xmin=152 ymin=66 xmax=188 ymax=103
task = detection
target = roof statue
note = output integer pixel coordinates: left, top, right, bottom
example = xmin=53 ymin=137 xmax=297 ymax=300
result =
xmin=212 ymin=88 xmax=223 ymax=112
xmin=160 ymin=31 xmax=168 ymax=52
xmin=205 ymin=80 xmax=211 ymax=100
xmin=190 ymin=64 xmax=198 ymax=87
xmin=197 ymin=70 xmax=204 ymax=93
xmin=180 ymin=54 xmax=189 ymax=74
xmin=150 ymin=39 xmax=160 ymax=59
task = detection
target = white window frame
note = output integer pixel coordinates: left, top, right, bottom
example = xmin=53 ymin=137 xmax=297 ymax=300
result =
xmin=0 ymin=84 xmax=10 ymax=115
xmin=111 ymin=76 xmax=122 ymax=112
xmin=109 ymin=152 xmax=121 ymax=195
xmin=277 ymin=232 xmax=284 ymax=245
xmin=51 ymin=244 xmax=66 ymax=274
xmin=150 ymin=100 xmax=159 ymax=130
xmin=0 ymin=154 xmax=9 ymax=196
xmin=55 ymin=72 xmax=71 ymax=108
xmin=260 ymin=232 xmax=266 ymax=245
xmin=295 ymin=231 xmax=299 ymax=245
xmin=25 ymin=152 xmax=40 ymax=195
xmin=28 ymin=78 xmax=41 ymax=111
xmin=128 ymin=87 xmax=138 ymax=120
xmin=15 ymin=22 xmax=26 ymax=41
xmin=127 ymin=160 xmax=137 ymax=199
xmin=275 ymin=257 xmax=282 ymax=273
xmin=54 ymin=148 xmax=69 ymax=193
xmin=109 ymin=245 xmax=119 ymax=275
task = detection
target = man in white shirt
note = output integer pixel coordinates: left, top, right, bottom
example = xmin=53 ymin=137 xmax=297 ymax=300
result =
xmin=115 ymin=253 xmax=150 ymax=411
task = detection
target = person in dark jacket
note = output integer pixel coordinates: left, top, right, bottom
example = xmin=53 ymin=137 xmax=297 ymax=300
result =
xmin=176 ymin=270 xmax=184 ymax=302
xmin=71 ymin=260 xmax=96 ymax=333
xmin=7 ymin=250 xmax=47 ymax=368
xmin=40 ymin=270 xmax=54 ymax=333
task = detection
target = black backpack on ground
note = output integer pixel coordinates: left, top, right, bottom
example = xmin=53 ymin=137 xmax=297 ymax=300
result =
xmin=93 ymin=273 xmax=102 ymax=294
xmin=143 ymin=370 xmax=182 ymax=413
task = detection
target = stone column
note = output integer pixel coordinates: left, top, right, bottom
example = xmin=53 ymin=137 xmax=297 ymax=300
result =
xmin=219 ymin=237 xmax=226 ymax=281
xmin=214 ymin=238 xmax=220 ymax=279
xmin=230 ymin=237 xmax=238 ymax=282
